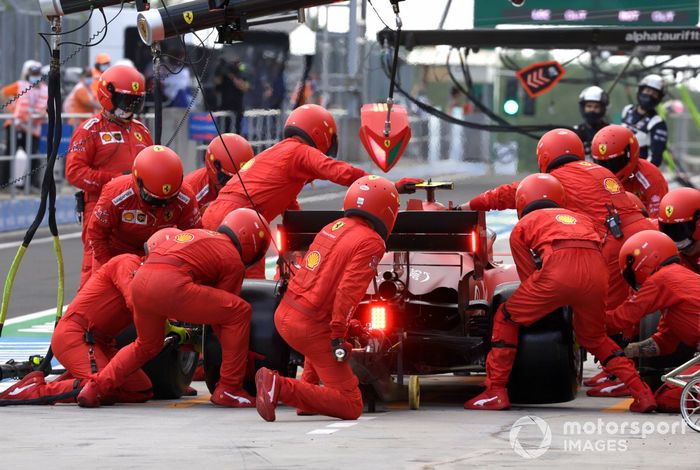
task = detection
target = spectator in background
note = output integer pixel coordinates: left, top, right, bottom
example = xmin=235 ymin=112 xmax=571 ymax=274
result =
xmin=91 ymin=53 xmax=111 ymax=98
xmin=64 ymin=67 xmax=101 ymax=120
xmin=12 ymin=62 xmax=48 ymax=189
xmin=214 ymin=58 xmax=250 ymax=135
xmin=162 ymin=53 xmax=192 ymax=108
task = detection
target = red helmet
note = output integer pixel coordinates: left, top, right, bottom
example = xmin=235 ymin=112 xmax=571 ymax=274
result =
xmin=217 ymin=208 xmax=272 ymax=266
xmin=515 ymin=173 xmax=566 ymax=218
xmin=132 ymin=145 xmax=184 ymax=206
xmin=591 ymin=125 xmax=639 ymax=180
xmin=536 ymin=128 xmax=585 ymax=173
xmin=144 ymin=227 xmax=181 ymax=255
xmin=96 ymin=64 xmax=145 ymax=116
xmin=658 ymin=187 xmax=700 ymax=250
xmin=283 ymin=104 xmax=338 ymax=157
xmin=343 ymin=175 xmax=400 ymax=240
xmin=205 ymin=133 xmax=254 ymax=186
xmin=619 ymin=230 xmax=679 ymax=288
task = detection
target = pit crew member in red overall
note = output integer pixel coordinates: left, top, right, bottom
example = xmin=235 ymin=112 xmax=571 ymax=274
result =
xmin=460 ymin=129 xmax=654 ymax=311
xmin=77 ymin=209 xmax=272 ymax=408
xmin=0 ymin=229 xmax=181 ymax=404
xmin=202 ymin=104 xmax=420 ymax=278
xmin=255 ymin=175 xmax=400 ymax=421
xmin=463 ymin=173 xmax=656 ymax=413
xmin=591 ymin=125 xmax=668 ymax=218
xmin=658 ymin=188 xmax=700 ymax=274
xmin=65 ymin=64 xmax=152 ymax=290
xmin=87 ymin=145 xmax=201 ymax=275
xmin=592 ymin=231 xmax=700 ymax=409
xmin=184 ymin=133 xmax=253 ymax=214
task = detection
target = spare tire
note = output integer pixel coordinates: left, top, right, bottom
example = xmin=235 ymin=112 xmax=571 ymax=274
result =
xmin=203 ymin=279 xmax=291 ymax=394
xmin=116 ymin=325 xmax=197 ymax=399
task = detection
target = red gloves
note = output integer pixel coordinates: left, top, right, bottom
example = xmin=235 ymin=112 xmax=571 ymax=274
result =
xmin=395 ymin=177 xmax=424 ymax=194
xmin=331 ymin=338 xmax=353 ymax=362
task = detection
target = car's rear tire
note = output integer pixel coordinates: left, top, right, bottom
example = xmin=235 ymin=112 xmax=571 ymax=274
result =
xmin=116 ymin=325 xmax=197 ymax=399
xmin=203 ymin=280 xmax=291 ymax=394
xmin=490 ymin=283 xmax=580 ymax=404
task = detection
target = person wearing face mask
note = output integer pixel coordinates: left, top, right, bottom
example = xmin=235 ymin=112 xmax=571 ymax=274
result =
xmin=621 ymin=75 xmax=668 ymax=167
xmin=86 ymin=145 xmax=202 ymax=278
xmin=573 ymin=86 xmax=610 ymax=159
xmin=64 ymin=67 xmax=101 ymax=121
xmin=65 ymin=64 xmax=153 ymax=291
xmin=658 ymin=188 xmax=700 ymax=273
xmin=90 ymin=53 xmax=111 ymax=97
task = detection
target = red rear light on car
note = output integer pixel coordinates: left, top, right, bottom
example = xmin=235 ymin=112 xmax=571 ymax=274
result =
xmin=468 ymin=230 xmax=478 ymax=253
xmin=370 ymin=305 xmax=387 ymax=330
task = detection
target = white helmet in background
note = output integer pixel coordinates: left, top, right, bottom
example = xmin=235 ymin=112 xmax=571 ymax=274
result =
xmin=637 ymin=74 xmax=666 ymax=111
xmin=578 ymin=86 xmax=609 ymax=125
xmin=20 ymin=60 xmax=42 ymax=81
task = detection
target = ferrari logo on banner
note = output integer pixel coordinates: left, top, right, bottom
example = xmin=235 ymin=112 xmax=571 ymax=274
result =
xmin=516 ymin=61 xmax=566 ymax=98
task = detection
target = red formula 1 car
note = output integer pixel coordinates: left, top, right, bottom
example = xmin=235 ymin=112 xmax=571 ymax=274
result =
xmin=202 ymin=182 xmax=582 ymax=408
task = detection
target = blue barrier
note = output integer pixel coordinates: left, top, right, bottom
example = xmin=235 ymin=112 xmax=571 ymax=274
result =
xmin=38 ymin=123 xmax=73 ymax=156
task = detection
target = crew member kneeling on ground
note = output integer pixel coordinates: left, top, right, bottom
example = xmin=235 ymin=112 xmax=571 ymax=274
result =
xmin=596 ymin=230 xmax=700 ymax=411
xmin=77 ymin=209 xmax=271 ymax=408
xmin=184 ymin=133 xmax=253 ymax=214
xmin=202 ymin=104 xmax=421 ymax=278
xmin=87 ymin=145 xmax=201 ymax=275
xmin=255 ymin=175 xmax=400 ymax=421
xmin=0 ymin=229 xmax=181 ymax=404
xmin=658 ymin=188 xmax=700 ymax=274
xmin=463 ymin=174 xmax=656 ymax=413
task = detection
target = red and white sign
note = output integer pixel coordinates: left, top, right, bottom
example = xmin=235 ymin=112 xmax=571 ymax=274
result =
xmin=516 ymin=60 xmax=566 ymax=98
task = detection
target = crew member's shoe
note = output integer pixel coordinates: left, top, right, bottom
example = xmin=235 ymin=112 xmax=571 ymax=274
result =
xmin=0 ymin=371 xmax=46 ymax=401
xmin=584 ymin=370 xmax=615 ymax=387
xmin=628 ymin=379 xmax=657 ymax=413
xmin=210 ymin=385 xmax=255 ymax=408
xmin=183 ymin=385 xmax=198 ymax=397
xmin=76 ymin=380 xmax=103 ymax=408
xmin=255 ymin=367 xmax=280 ymax=421
xmin=586 ymin=380 xmax=631 ymax=397
xmin=463 ymin=386 xmax=511 ymax=410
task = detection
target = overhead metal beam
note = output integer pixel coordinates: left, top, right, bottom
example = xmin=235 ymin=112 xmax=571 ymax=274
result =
xmin=377 ymin=27 xmax=700 ymax=53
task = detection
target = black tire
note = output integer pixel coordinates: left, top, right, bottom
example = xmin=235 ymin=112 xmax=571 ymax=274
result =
xmin=508 ymin=308 xmax=580 ymax=404
xmin=203 ymin=279 xmax=291 ymax=394
xmin=490 ymin=283 xmax=580 ymax=404
xmin=115 ymin=325 xmax=197 ymax=399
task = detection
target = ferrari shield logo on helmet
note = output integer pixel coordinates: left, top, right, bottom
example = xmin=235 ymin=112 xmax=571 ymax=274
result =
xmin=598 ymin=143 xmax=607 ymax=155
xmin=183 ymin=11 xmax=194 ymax=24
xmin=665 ymin=205 xmax=674 ymax=218
xmin=131 ymin=81 xmax=140 ymax=92
xmin=331 ymin=221 xmax=345 ymax=231
xmin=162 ymin=184 xmax=172 ymax=195
xmin=153 ymin=145 xmax=164 ymax=152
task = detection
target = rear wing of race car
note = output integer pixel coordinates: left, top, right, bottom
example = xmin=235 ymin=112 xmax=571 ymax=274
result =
xmin=278 ymin=209 xmax=489 ymax=275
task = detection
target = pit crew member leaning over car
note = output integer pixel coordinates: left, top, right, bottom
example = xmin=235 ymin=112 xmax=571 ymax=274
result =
xmin=573 ymin=85 xmax=610 ymax=159
xmin=255 ymin=175 xmax=400 ymax=421
xmin=0 ymin=229 xmax=182 ymax=405
xmin=65 ymin=64 xmax=152 ymax=291
xmin=591 ymin=125 xmax=668 ymax=218
xmin=184 ymin=133 xmax=254 ymax=214
xmin=86 ymin=145 xmax=201 ymax=277
xmin=600 ymin=230 xmax=700 ymax=411
xmin=621 ymin=74 xmax=668 ymax=167
xmin=464 ymin=174 xmax=656 ymax=413
xmin=459 ymin=129 xmax=654 ymax=310
xmin=202 ymin=104 xmax=422 ymax=278
xmin=77 ymin=209 xmax=272 ymax=408
xmin=657 ymin=187 xmax=700 ymax=274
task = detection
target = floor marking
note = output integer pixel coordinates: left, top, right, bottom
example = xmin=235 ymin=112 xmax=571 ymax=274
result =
xmin=306 ymin=415 xmax=375 ymax=435
xmin=307 ymin=428 xmax=339 ymax=435
xmin=3 ymin=307 xmax=65 ymax=326
xmin=166 ymin=395 xmax=212 ymax=408
xmin=603 ymin=398 xmax=634 ymax=412
xmin=327 ymin=422 xmax=358 ymax=428
xmin=0 ymin=231 xmax=82 ymax=250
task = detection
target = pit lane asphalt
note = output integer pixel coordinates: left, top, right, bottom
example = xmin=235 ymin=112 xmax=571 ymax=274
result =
xmin=0 ymin=171 xmax=518 ymax=320
xmin=1 ymin=171 xmax=697 ymax=468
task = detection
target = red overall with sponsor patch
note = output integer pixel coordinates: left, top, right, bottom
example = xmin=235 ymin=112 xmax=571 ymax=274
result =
xmin=622 ymin=159 xmax=668 ymax=218
xmin=86 ymin=175 xmax=201 ymax=276
xmin=464 ymin=208 xmax=655 ymax=412
xmin=183 ymin=167 xmax=217 ymax=214
xmin=65 ymin=114 xmax=152 ymax=289
xmin=273 ymin=216 xmax=386 ymax=419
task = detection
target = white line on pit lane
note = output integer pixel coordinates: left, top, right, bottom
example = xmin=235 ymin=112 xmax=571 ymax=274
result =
xmin=0 ymin=231 xmax=82 ymax=251
xmin=306 ymin=416 xmax=375 ymax=435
